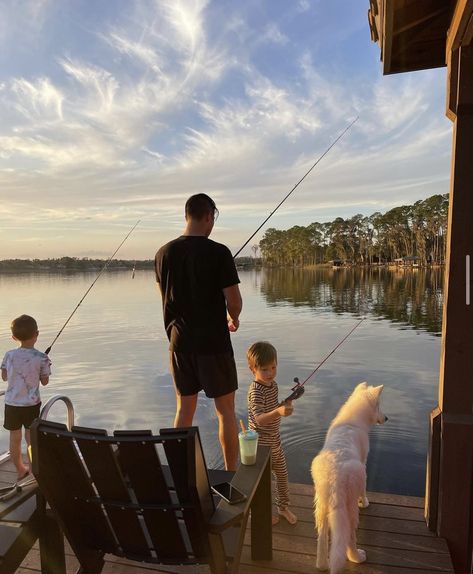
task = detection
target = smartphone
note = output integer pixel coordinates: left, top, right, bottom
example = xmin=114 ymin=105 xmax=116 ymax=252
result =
xmin=211 ymin=482 xmax=247 ymax=504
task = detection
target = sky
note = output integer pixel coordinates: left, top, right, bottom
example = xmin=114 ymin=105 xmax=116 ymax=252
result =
xmin=0 ymin=0 xmax=453 ymax=259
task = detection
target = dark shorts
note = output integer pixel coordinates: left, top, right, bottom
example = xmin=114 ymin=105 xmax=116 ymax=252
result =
xmin=170 ymin=351 xmax=238 ymax=399
xmin=4 ymin=403 xmax=41 ymax=431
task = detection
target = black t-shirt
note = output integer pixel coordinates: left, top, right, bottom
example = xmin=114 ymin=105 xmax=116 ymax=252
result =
xmin=155 ymin=236 xmax=240 ymax=354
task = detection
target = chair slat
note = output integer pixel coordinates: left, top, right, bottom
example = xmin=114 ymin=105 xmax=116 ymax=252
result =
xmin=73 ymin=427 xmax=151 ymax=558
xmin=114 ymin=431 xmax=188 ymax=559
xmin=31 ymin=421 xmax=117 ymax=571
xmin=162 ymin=428 xmax=214 ymax=559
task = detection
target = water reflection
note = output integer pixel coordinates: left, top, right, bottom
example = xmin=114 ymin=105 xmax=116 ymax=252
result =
xmin=260 ymin=267 xmax=444 ymax=335
xmin=0 ymin=269 xmax=442 ymax=496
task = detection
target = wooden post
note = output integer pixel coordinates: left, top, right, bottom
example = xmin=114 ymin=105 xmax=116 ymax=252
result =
xmin=250 ymin=452 xmax=272 ymax=561
xmin=426 ymin=43 xmax=473 ymax=574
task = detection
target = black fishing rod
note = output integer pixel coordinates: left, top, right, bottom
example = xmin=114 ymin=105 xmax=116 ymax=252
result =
xmin=281 ymin=318 xmax=365 ymax=403
xmin=233 ymin=116 xmax=359 ymax=259
xmin=45 ymin=220 xmax=140 ymax=355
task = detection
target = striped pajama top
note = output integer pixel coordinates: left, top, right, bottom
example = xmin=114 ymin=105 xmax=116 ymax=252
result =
xmin=248 ymin=380 xmax=281 ymax=441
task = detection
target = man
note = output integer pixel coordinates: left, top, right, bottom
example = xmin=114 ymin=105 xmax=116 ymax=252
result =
xmin=155 ymin=193 xmax=242 ymax=470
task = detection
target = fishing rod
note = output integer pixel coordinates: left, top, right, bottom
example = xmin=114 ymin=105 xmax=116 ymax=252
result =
xmin=45 ymin=220 xmax=141 ymax=355
xmin=233 ymin=116 xmax=359 ymax=259
xmin=281 ymin=318 xmax=365 ymax=403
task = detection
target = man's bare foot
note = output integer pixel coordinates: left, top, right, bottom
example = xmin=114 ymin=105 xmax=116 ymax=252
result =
xmin=272 ymin=514 xmax=280 ymax=525
xmin=278 ymin=507 xmax=297 ymax=525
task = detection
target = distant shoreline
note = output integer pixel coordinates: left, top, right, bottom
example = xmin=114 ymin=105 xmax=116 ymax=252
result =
xmin=0 ymin=258 xmax=154 ymax=273
xmin=0 ymin=258 xmax=445 ymax=273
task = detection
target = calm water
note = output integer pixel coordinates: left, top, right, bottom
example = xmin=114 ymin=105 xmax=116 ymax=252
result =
xmin=0 ymin=267 xmax=443 ymax=496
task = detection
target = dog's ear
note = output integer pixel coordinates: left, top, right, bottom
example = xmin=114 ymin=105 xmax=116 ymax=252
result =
xmin=355 ymin=381 xmax=368 ymax=392
xmin=371 ymin=385 xmax=384 ymax=397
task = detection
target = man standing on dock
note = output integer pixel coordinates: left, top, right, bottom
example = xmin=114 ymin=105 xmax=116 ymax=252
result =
xmin=155 ymin=193 xmax=242 ymax=470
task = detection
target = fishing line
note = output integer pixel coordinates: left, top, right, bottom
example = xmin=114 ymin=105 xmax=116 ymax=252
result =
xmin=45 ymin=220 xmax=141 ymax=355
xmin=233 ymin=116 xmax=359 ymax=259
xmin=282 ymin=318 xmax=365 ymax=403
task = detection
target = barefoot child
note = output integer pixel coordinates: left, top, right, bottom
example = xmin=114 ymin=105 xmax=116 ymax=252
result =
xmin=247 ymin=341 xmax=297 ymax=525
xmin=2 ymin=315 xmax=50 ymax=481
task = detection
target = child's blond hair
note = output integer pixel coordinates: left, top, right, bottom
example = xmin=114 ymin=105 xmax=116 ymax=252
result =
xmin=247 ymin=341 xmax=277 ymax=370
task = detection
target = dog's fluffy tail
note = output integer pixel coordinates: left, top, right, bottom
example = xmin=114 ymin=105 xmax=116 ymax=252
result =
xmin=312 ymin=455 xmax=365 ymax=574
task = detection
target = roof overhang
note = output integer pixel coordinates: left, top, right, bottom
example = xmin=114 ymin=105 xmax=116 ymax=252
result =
xmin=368 ymin=0 xmax=456 ymax=74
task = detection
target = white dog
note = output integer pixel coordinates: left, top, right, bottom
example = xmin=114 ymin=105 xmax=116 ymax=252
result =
xmin=311 ymin=382 xmax=387 ymax=573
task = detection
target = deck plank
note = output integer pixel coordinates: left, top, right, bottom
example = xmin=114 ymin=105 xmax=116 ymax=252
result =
xmin=9 ymin=480 xmax=453 ymax=574
xmin=268 ymin=513 xmax=437 ymax=539
xmin=291 ymin=504 xmax=424 ymax=522
xmin=246 ymin=528 xmax=450 ymax=555
xmin=288 ymin=483 xmax=424 ymax=509
xmin=240 ymin=546 xmax=454 ymax=573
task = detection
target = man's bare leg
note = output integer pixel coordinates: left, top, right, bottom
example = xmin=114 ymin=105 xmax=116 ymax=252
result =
xmin=214 ymin=391 xmax=238 ymax=471
xmin=174 ymin=391 xmax=198 ymax=427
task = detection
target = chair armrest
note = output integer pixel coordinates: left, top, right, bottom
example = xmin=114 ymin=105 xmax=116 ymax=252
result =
xmin=208 ymin=446 xmax=271 ymax=533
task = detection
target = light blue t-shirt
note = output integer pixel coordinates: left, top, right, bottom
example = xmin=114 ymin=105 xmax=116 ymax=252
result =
xmin=1 ymin=347 xmax=51 ymax=406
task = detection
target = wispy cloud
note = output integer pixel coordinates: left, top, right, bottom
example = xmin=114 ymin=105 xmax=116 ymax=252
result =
xmin=259 ymin=23 xmax=289 ymax=46
xmin=0 ymin=0 xmax=452 ymax=258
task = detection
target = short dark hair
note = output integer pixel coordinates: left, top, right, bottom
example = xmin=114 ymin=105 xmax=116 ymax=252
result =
xmin=185 ymin=193 xmax=218 ymax=221
xmin=11 ymin=314 xmax=38 ymax=341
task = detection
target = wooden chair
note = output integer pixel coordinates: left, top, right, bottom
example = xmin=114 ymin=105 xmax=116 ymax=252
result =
xmin=30 ymin=419 xmax=272 ymax=574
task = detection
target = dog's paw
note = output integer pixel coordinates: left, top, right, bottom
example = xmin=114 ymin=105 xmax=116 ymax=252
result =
xmin=347 ymin=548 xmax=366 ymax=563
xmin=358 ymin=496 xmax=369 ymax=508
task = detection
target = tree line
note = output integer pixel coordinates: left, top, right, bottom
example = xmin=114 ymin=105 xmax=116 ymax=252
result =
xmin=0 ymin=257 xmax=154 ymax=272
xmin=258 ymin=194 xmax=449 ymax=266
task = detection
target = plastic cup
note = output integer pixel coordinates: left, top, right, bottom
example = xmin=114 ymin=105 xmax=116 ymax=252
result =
xmin=239 ymin=429 xmax=258 ymax=465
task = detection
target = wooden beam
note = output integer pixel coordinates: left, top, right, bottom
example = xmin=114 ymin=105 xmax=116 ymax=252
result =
xmin=382 ymin=0 xmax=394 ymax=74
xmin=446 ymin=48 xmax=459 ymax=120
xmin=393 ymin=7 xmax=448 ymax=37
xmin=464 ymin=10 xmax=473 ymax=43
xmin=446 ymin=0 xmax=473 ymax=54
xmin=434 ymin=43 xmax=473 ymax=574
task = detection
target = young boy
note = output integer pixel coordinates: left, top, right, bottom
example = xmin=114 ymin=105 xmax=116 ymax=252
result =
xmin=2 ymin=315 xmax=50 ymax=480
xmin=247 ymin=341 xmax=297 ymax=525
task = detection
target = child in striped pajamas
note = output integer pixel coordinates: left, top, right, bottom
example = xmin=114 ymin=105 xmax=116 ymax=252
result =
xmin=247 ymin=341 xmax=297 ymax=526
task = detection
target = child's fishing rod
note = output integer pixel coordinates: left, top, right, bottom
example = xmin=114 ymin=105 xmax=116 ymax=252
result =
xmin=45 ymin=220 xmax=140 ymax=355
xmin=282 ymin=318 xmax=365 ymax=403
xmin=233 ymin=116 xmax=359 ymax=259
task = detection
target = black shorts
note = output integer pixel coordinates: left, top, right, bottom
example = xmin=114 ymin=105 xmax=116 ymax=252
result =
xmin=170 ymin=351 xmax=238 ymax=399
xmin=4 ymin=403 xmax=41 ymax=431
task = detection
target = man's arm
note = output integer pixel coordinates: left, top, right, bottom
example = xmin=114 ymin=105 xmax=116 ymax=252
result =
xmin=1 ymin=368 xmax=7 ymax=382
xmin=223 ymin=284 xmax=242 ymax=332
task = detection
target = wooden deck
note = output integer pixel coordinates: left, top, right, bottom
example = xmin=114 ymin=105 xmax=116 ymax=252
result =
xmin=1 ymin=457 xmax=454 ymax=574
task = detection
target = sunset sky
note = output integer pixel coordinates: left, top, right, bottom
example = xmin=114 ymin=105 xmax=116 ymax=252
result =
xmin=0 ymin=0 xmax=452 ymax=259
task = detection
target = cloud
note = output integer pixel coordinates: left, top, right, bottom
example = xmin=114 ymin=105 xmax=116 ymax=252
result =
xmin=298 ymin=0 xmax=311 ymax=12
xmin=259 ymin=23 xmax=289 ymax=46
xmin=0 ymin=0 xmax=452 ymax=258
xmin=11 ymin=77 xmax=64 ymax=121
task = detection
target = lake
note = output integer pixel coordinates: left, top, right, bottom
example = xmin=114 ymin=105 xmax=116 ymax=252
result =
xmin=0 ymin=267 xmax=443 ymax=496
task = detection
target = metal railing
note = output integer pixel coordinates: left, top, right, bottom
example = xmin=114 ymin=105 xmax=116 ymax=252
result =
xmin=40 ymin=395 xmax=75 ymax=430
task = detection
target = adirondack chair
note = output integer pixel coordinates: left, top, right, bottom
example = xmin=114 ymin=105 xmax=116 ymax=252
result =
xmin=30 ymin=419 xmax=272 ymax=574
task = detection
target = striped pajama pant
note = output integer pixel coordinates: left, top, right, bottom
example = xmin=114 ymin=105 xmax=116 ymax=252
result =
xmin=259 ymin=434 xmax=290 ymax=510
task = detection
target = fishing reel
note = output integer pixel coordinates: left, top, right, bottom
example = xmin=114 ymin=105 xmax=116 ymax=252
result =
xmin=282 ymin=377 xmax=305 ymax=403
